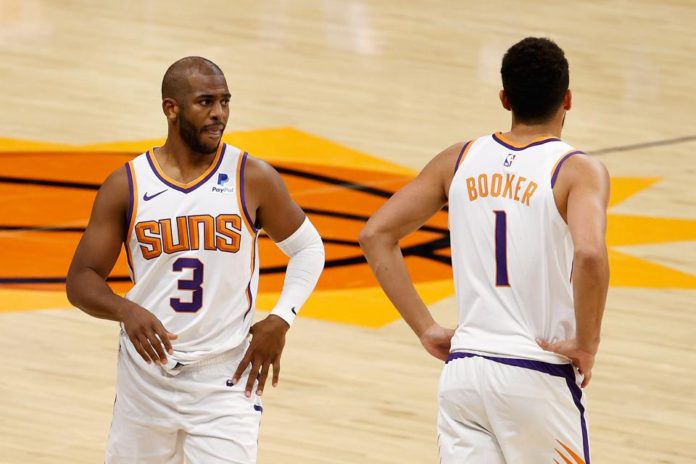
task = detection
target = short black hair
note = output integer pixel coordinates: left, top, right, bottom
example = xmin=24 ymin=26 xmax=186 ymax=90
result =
xmin=500 ymin=37 xmax=569 ymax=123
xmin=161 ymin=56 xmax=224 ymax=101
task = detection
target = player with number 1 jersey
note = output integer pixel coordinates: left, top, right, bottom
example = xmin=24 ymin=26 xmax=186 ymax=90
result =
xmin=360 ymin=38 xmax=609 ymax=463
xmin=448 ymin=132 xmax=580 ymax=363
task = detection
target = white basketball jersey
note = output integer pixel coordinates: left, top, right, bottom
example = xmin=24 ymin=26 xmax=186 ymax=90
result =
xmin=123 ymin=143 xmax=259 ymax=364
xmin=448 ymin=132 xmax=583 ymax=364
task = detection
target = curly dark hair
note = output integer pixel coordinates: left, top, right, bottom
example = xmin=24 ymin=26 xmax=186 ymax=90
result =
xmin=501 ymin=37 xmax=569 ymax=124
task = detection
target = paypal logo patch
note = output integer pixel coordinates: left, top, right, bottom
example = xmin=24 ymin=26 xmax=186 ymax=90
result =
xmin=212 ymin=173 xmax=234 ymax=194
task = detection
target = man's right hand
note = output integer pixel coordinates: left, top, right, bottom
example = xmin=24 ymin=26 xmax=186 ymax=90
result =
xmin=119 ymin=302 xmax=178 ymax=364
xmin=538 ymin=338 xmax=596 ymax=388
xmin=419 ymin=323 xmax=455 ymax=362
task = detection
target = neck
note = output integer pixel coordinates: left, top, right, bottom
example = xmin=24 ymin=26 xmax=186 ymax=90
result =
xmin=160 ymin=130 xmax=217 ymax=164
xmin=154 ymin=132 xmax=219 ymax=183
xmin=507 ymin=113 xmax=564 ymax=140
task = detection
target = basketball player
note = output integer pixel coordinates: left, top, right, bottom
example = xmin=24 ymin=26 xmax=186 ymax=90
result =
xmin=66 ymin=56 xmax=325 ymax=463
xmin=360 ymin=38 xmax=609 ymax=463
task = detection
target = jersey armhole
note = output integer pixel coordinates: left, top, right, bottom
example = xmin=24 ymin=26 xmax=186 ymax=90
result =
xmin=549 ymin=150 xmax=585 ymax=225
xmin=454 ymin=141 xmax=473 ymax=174
xmin=124 ymin=161 xmax=138 ymax=282
xmin=124 ymin=161 xmax=138 ymax=241
xmin=236 ymin=152 xmax=258 ymax=235
xmin=550 ymin=150 xmax=584 ymax=188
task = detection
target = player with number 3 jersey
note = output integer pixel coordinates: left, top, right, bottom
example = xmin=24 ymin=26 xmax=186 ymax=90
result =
xmin=124 ymin=145 xmax=261 ymax=364
xmin=67 ymin=56 xmax=324 ymax=464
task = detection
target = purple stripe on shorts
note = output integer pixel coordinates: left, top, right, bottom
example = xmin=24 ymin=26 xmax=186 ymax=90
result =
xmin=565 ymin=373 xmax=590 ymax=463
xmin=447 ymin=352 xmax=590 ymax=463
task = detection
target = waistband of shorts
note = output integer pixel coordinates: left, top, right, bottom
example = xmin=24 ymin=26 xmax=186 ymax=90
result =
xmin=119 ymin=330 xmax=248 ymax=373
xmin=176 ymin=343 xmax=247 ymax=369
xmin=447 ymin=351 xmax=575 ymax=380
xmin=189 ymin=347 xmax=244 ymax=368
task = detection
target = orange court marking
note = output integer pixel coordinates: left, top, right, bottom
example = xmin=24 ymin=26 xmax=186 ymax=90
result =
xmin=1 ymin=128 xmax=694 ymax=327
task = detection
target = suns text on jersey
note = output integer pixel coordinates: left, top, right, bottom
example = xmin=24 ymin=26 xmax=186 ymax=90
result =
xmin=134 ymin=214 xmax=242 ymax=259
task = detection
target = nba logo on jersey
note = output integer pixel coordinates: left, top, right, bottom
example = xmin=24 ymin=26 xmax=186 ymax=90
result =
xmin=213 ymin=173 xmax=234 ymax=194
xmin=503 ymin=153 xmax=516 ymax=167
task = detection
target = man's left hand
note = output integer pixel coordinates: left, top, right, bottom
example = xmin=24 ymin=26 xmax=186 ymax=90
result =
xmin=232 ymin=315 xmax=290 ymax=397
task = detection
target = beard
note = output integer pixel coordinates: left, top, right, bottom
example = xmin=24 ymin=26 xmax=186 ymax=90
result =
xmin=178 ymin=113 xmax=221 ymax=155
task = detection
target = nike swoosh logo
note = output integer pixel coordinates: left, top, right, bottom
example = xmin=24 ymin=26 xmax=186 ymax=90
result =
xmin=143 ymin=189 xmax=168 ymax=201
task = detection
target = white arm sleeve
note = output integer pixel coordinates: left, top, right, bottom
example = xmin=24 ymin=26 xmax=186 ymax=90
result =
xmin=270 ymin=217 xmax=325 ymax=326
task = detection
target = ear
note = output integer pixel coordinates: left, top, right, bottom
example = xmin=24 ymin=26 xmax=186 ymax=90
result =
xmin=162 ymin=98 xmax=179 ymax=122
xmin=499 ymin=90 xmax=511 ymax=111
xmin=563 ymin=90 xmax=572 ymax=110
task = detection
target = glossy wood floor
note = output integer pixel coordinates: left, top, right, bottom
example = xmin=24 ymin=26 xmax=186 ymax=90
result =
xmin=1 ymin=1 xmax=695 ymax=463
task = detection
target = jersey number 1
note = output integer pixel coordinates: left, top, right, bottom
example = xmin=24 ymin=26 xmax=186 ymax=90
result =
xmin=494 ymin=211 xmax=510 ymax=287
xmin=171 ymin=257 xmax=203 ymax=312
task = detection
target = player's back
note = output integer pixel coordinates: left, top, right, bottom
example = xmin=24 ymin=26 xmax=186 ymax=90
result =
xmin=448 ymin=132 xmax=582 ymax=364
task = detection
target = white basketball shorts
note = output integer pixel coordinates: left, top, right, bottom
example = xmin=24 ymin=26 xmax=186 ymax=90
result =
xmin=438 ymin=352 xmax=589 ymax=464
xmin=106 ymin=334 xmax=262 ymax=464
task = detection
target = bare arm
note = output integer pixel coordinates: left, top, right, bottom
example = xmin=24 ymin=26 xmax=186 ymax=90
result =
xmin=66 ymin=167 xmax=131 ymax=320
xmin=359 ymin=143 xmax=464 ymax=360
xmin=66 ymin=166 xmax=176 ymax=364
xmin=233 ymin=156 xmax=320 ymax=396
xmin=249 ymin=157 xmax=306 ymax=242
xmin=565 ymin=156 xmax=610 ymax=354
xmin=541 ymin=154 xmax=610 ymax=386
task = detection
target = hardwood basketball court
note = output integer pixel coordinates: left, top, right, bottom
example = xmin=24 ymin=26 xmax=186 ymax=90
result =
xmin=0 ymin=1 xmax=694 ymax=462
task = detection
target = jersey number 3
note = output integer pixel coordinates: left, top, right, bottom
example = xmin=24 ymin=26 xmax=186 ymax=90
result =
xmin=494 ymin=211 xmax=510 ymax=287
xmin=171 ymin=257 xmax=203 ymax=312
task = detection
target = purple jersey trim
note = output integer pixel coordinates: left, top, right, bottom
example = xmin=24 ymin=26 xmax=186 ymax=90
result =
xmin=124 ymin=163 xmax=134 ymax=236
xmin=146 ymin=145 xmax=227 ymax=193
xmin=447 ymin=352 xmax=590 ymax=463
xmin=492 ymin=133 xmax=560 ymax=152
xmin=242 ymin=234 xmax=258 ymax=320
xmin=239 ymin=152 xmax=258 ymax=233
xmin=551 ymin=151 xmax=584 ymax=188
xmin=124 ymin=162 xmax=136 ymax=282
xmin=454 ymin=141 xmax=471 ymax=173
